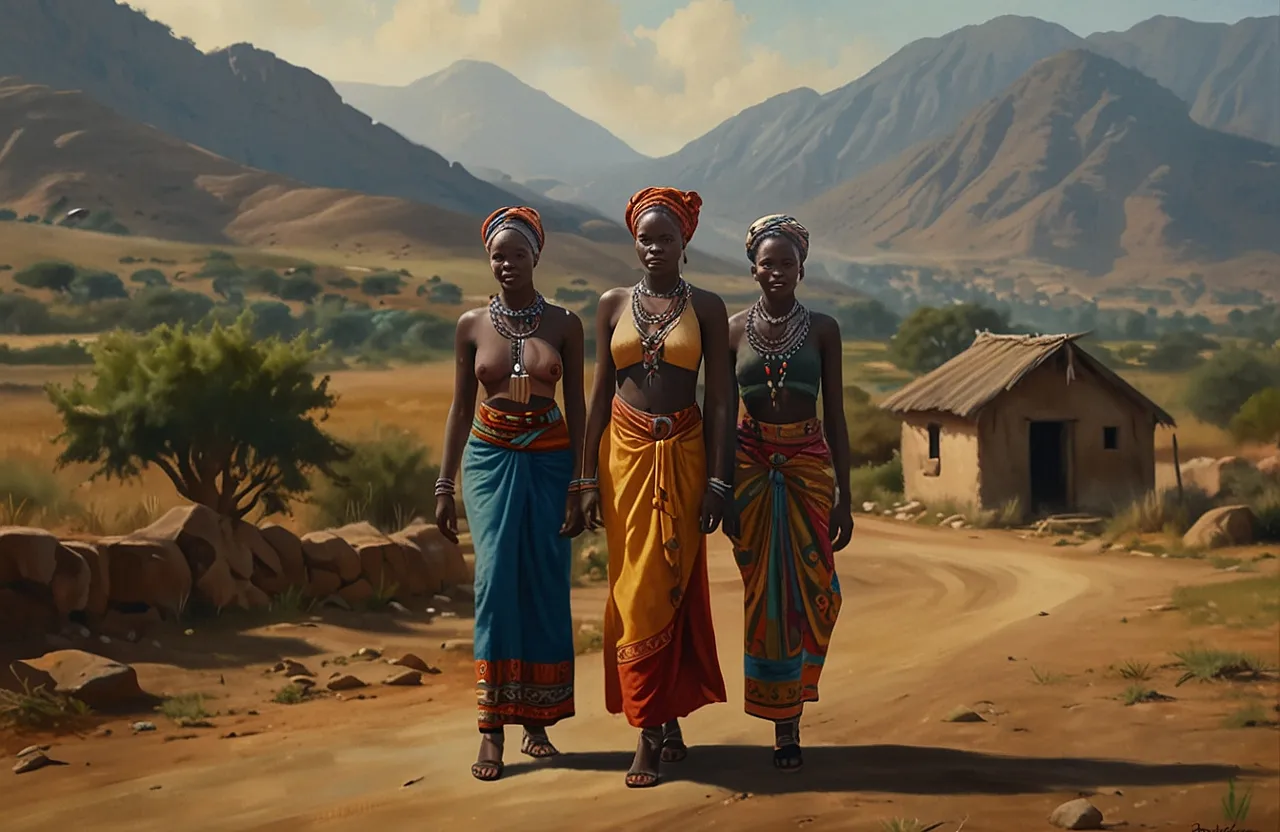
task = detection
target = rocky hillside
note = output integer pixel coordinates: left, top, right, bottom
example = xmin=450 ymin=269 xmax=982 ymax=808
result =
xmin=0 ymin=0 xmax=600 ymax=231
xmin=799 ymin=50 xmax=1280 ymax=277
xmin=0 ymin=506 xmax=468 ymax=643
xmin=566 ymin=15 xmax=1278 ymax=223
xmin=335 ymin=61 xmax=646 ymax=183
xmin=1086 ymin=15 xmax=1279 ymax=146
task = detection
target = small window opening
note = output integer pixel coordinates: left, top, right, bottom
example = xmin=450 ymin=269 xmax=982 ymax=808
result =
xmin=927 ymin=423 xmax=941 ymax=460
xmin=1103 ymin=426 xmax=1118 ymax=450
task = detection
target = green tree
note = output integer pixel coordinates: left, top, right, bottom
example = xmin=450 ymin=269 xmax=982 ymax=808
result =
xmin=834 ymin=298 xmax=901 ymax=340
xmin=427 ymin=282 xmax=463 ymax=305
xmin=1185 ymin=347 xmax=1280 ymax=428
xmin=70 ymin=271 xmax=129 ymax=302
xmin=1144 ymin=331 xmax=1218 ymax=372
xmin=130 ymin=268 xmax=169 ymax=288
xmin=47 ymin=316 xmax=350 ymax=518
xmin=889 ymin=304 xmax=1010 ymax=373
xmin=15 ymin=261 xmax=77 ymax=293
xmin=123 ymin=288 xmax=215 ymax=331
xmin=1230 ymin=388 xmax=1280 ymax=447
xmin=278 ymin=274 xmax=322 ymax=303
xmin=360 ymin=272 xmax=405 ymax=296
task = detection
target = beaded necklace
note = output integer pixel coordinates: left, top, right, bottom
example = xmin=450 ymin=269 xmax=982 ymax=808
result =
xmin=489 ymin=291 xmax=546 ymax=404
xmin=631 ymin=278 xmax=692 ymax=383
xmin=745 ymin=297 xmax=810 ymax=405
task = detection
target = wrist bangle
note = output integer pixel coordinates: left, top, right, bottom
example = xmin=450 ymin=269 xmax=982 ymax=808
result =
xmin=707 ymin=477 xmax=732 ymax=499
xmin=434 ymin=476 xmax=456 ymax=496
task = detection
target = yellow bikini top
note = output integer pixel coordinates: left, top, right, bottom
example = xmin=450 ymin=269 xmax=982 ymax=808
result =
xmin=610 ymin=293 xmax=703 ymax=373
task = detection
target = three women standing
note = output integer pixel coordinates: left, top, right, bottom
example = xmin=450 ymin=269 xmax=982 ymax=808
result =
xmin=728 ymin=214 xmax=854 ymax=771
xmin=579 ymin=186 xmax=737 ymax=789
xmin=434 ymin=206 xmax=587 ymax=782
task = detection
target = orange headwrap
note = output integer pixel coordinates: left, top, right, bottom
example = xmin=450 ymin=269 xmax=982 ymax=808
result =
xmin=624 ymin=187 xmax=702 ymax=245
xmin=480 ymin=206 xmax=545 ymax=263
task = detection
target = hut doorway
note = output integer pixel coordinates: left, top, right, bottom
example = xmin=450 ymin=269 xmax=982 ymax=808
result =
xmin=1029 ymin=421 xmax=1070 ymax=512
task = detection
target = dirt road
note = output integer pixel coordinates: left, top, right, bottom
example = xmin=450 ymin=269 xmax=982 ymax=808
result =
xmin=5 ymin=519 xmax=1275 ymax=831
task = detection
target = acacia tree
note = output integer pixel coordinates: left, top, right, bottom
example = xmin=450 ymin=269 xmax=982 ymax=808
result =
xmin=1230 ymin=388 xmax=1280 ymax=447
xmin=47 ymin=314 xmax=350 ymax=519
xmin=889 ymin=304 xmax=1011 ymax=373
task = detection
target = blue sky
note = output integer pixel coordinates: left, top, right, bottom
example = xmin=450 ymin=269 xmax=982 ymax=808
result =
xmin=132 ymin=0 xmax=1276 ymax=155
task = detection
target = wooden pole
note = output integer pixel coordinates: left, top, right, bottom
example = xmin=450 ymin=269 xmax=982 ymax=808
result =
xmin=1172 ymin=433 xmax=1184 ymax=504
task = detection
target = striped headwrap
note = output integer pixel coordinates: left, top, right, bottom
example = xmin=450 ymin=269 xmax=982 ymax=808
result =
xmin=481 ymin=206 xmax=545 ymax=264
xmin=624 ymin=187 xmax=702 ymax=245
xmin=745 ymin=214 xmax=810 ymax=264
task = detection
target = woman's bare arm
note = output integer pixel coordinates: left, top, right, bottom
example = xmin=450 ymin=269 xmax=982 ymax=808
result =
xmin=817 ymin=315 xmax=851 ymax=500
xmin=581 ymin=290 xmax=623 ymax=480
xmin=697 ymin=290 xmax=736 ymax=484
xmin=561 ymin=310 xmax=587 ymax=479
xmin=438 ymin=310 xmax=481 ymax=482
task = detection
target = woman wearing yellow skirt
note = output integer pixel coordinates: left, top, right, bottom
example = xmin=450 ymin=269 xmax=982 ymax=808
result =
xmin=728 ymin=214 xmax=854 ymax=772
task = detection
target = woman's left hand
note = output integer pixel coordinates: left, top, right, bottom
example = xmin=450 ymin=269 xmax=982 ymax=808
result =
xmin=829 ymin=501 xmax=854 ymax=552
xmin=560 ymin=495 xmax=586 ymax=538
xmin=700 ymin=488 xmax=740 ymax=538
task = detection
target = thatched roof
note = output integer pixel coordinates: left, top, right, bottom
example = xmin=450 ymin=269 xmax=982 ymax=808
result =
xmin=879 ymin=332 xmax=1176 ymax=426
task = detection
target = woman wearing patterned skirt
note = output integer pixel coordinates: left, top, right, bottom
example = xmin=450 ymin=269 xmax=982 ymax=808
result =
xmin=727 ymin=215 xmax=855 ymax=772
xmin=434 ymin=206 xmax=587 ymax=781
xmin=580 ymin=186 xmax=736 ymax=788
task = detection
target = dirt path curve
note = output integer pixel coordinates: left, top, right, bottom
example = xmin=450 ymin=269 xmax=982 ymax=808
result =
xmin=6 ymin=520 xmax=1198 ymax=831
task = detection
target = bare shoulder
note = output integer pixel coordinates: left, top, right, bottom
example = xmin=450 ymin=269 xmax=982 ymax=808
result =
xmin=690 ymin=285 xmax=728 ymax=317
xmin=810 ymin=311 xmax=841 ymax=340
xmin=727 ymin=307 xmax=749 ymax=343
xmin=457 ymin=306 xmax=487 ymax=332
xmin=599 ymin=286 xmax=630 ymax=306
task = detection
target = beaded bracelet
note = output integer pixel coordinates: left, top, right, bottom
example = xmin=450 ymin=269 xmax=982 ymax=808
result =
xmin=707 ymin=477 xmax=732 ymax=499
xmin=568 ymin=477 xmax=599 ymax=494
xmin=434 ymin=477 xmax=456 ymax=497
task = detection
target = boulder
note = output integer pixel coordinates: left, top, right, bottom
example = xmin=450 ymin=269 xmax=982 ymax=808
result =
xmin=300 ymin=531 xmax=361 ymax=583
xmin=388 ymin=534 xmax=433 ymax=596
xmin=397 ymin=519 xmax=467 ymax=590
xmin=231 ymin=520 xmax=285 ymax=593
xmin=1183 ymin=505 xmax=1257 ymax=550
xmin=0 ymin=526 xmax=58 ymax=584
xmin=1048 ymin=798 xmax=1104 ymax=830
xmin=64 ymin=541 xmax=109 ymax=616
xmin=11 ymin=650 xmax=151 ymax=711
xmin=383 ymin=669 xmax=422 ymax=686
xmin=326 ymin=673 xmax=367 ymax=691
xmin=1179 ymin=456 xmax=1255 ymax=498
xmin=308 ymin=568 xmax=343 ymax=598
xmin=138 ymin=504 xmax=253 ymax=582
xmin=49 ymin=543 xmax=91 ymax=616
xmin=392 ymin=653 xmax=430 ymax=672
xmin=234 ymin=580 xmax=271 ymax=610
xmin=259 ymin=523 xmax=308 ymax=589
xmin=103 ymin=537 xmax=192 ymax=616
xmin=195 ymin=556 xmax=238 ymax=610
xmin=337 ymin=578 xmax=375 ymax=606
xmin=332 ymin=522 xmax=403 ymax=592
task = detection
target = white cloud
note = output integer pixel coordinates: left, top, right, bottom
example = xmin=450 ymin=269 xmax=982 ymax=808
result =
xmin=129 ymin=0 xmax=886 ymax=156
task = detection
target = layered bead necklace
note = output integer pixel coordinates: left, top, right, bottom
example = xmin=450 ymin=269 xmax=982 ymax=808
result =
xmin=631 ymin=277 xmax=692 ymax=383
xmin=745 ymin=297 xmax=811 ymax=405
xmin=488 ymin=291 xmax=546 ymax=404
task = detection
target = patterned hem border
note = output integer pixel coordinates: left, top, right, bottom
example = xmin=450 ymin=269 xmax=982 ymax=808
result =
xmin=615 ymin=622 xmax=675 ymax=665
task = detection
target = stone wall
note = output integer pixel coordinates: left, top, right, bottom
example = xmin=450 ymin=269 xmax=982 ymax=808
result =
xmin=0 ymin=504 xmax=468 ymax=642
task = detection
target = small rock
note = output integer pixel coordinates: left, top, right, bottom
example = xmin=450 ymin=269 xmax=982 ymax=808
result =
xmin=1130 ymin=550 xmax=1156 ymax=558
xmin=431 ymin=594 xmax=452 ymax=604
xmin=392 ymin=653 xmax=430 ymax=672
xmin=388 ymin=601 xmax=411 ymax=615
xmin=77 ymin=626 xmax=91 ymax=638
xmin=949 ymin=520 xmax=966 ymax=529
xmin=1037 ymin=611 xmax=1049 ymax=617
xmin=131 ymin=721 xmax=156 ymax=732
xmin=942 ymin=706 xmax=985 ymax=723
xmin=425 ymin=607 xmax=437 ymax=615
xmin=274 ymin=659 xmax=314 ymax=677
xmin=439 ymin=611 xmax=458 ymax=619
xmin=940 ymin=513 xmax=965 ymax=526
xmin=1146 ymin=603 xmax=1177 ymax=612
xmin=355 ymin=647 xmax=381 ymax=660
xmin=1048 ymin=797 xmax=1104 ymax=830
xmin=14 ymin=752 xmax=66 ymax=774
xmin=327 ymin=674 xmax=367 ymax=692
xmin=247 ymin=709 xmax=259 ymax=716
xmin=440 ymin=639 xmax=473 ymax=653
xmin=151 ymin=640 xmax=162 ymax=649
xmin=861 ymin=501 xmax=878 ymax=513
xmin=183 ymin=629 xmax=194 ymax=636
xmin=383 ymin=670 xmax=422 ymax=686
xmin=16 ymin=745 xmax=50 ymax=758
xmin=289 ymin=675 xmax=316 ymax=689
xmin=402 ymin=776 xmax=423 ymax=788
xmin=98 ymin=635 xmax=111 ymax=644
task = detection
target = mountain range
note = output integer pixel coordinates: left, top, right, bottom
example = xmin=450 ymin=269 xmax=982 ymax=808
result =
xmin=0 ymin=0 xmax=1275 ymax=292
xmin=798 ymin=49 xmax=1280 ymax=277
xmin=334 ymin=62 xmax=645 ymax=183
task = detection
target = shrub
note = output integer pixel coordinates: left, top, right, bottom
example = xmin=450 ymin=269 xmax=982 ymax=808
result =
xmin=0 ymin=208 xmax=16 ymax=221
xmin=311 ymin=426 xmax=438 ymax=532
xmin=1185 ymin=347 xmax=1280 ymax=428
xmin=1251 ymin=487 xmax=1280 ymax=542
xmin=844 ymin=385 xmax=900 ymax=466
xmin=360 ymin=272 xmax=404 ymax=296
xmin=246 ymin=268 xmax=283 ymax=295
xmin=1106 ymin=487 xmax=1215 ymax=538
xmin=0 ymin=294 xmax=53 ymax=334
xmin=69 ymin=271 xmax=129 ymax=302
xmin=14 ymin=261 xmax=77 ymax=293
xmin=847 ymin=454 xmax=904 ymax=507
xmin=427 ymin=282 xmax=463 ymax=304
xmin=1230 ymin=388 xmax=1280 ymax=447
xmin=0 ymin=341 xmax=91 ymax=365
xmin=129 ymin=268 xmax=169 ymax=288
xmin=1144 ymin=331 xmax=1218 ymax=372
xmin=0 ymin=454 xmax=67 ymax=517
xmin=122 ymin=288 xmax=215 ymax=330
xmin=278 ymin=275 xmax=322 ymax=303
xmin=247 ymin=301 xmax=299 ymax=341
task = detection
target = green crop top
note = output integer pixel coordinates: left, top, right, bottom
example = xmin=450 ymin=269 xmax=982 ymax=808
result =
xmin=736 ymin=336 xmax=822 ymax=402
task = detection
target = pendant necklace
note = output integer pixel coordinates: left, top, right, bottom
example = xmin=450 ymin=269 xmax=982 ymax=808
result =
xmin=632 ymin=277 xmax=691 ymax=384
xmin=745 ymin=297 xmax=810 ymax=405
xmin=489 ymin=291 xmax=545 ymax=404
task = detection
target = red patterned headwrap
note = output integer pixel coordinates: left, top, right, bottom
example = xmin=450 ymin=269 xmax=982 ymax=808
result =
xmin=624 ymin=187 xmax=702 ymax=245
xmin=481 ymin=206 xmax=545 ymax=264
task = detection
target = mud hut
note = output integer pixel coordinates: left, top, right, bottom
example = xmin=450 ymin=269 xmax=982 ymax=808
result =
xmin=879 ymin=332 xmax=1176 ymax=519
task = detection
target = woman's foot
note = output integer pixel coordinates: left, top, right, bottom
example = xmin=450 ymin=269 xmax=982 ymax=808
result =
xmin=471 ymin=731 xmax=505 ymax=781
xmin=773 ymin=718 xmax=803 ymax=773
xmin=660 ymin=719 xmax=688 ymax=763
xmin=625 ymin=727 xmax=663 ymax=788
xmin=521 ymin=727 xmax=560 ymax=759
